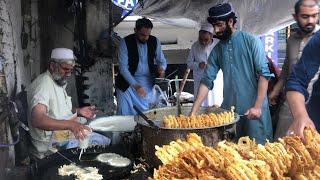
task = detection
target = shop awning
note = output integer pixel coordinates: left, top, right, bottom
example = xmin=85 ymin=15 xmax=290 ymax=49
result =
xmin=133 ymin=0 xmax=297 ymax=35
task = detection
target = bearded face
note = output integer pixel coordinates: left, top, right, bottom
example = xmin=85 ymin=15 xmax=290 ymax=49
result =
xmin=295 ymin=2 xmax=319 ymax=34
xmin=50 ymin=61 xmax=74 ymax=86
xmin=52 ymin=69 xmax=68 ymax=86
xmin=199 ymin=31 xmax=213 ymax=46
xmin=212 ymin=20 xmax=233 ymax=41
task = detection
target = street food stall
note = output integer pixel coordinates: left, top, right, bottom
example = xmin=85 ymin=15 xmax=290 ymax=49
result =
xmin=29 ymin=105 xmax=320 ymax=179
xmin=2 ymin=0 xmax=318 ymax=180
xmin=30 ymin=105 xmax=240 ymax=179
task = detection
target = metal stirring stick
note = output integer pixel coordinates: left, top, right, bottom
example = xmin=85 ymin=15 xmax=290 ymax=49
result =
xmin=49 ymin=147 xmax=75 ymax=164
xmin=174 ymin=76 xmax=182 ymax=116
xmin=49 ymin=147 xmax=90 ymax=172
xmin=57 ymin=151 xmax=75 ymax=164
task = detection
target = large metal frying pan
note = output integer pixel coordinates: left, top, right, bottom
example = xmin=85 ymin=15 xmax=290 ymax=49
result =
xmin=135 ymin=106 xmax=240 ymax=167
xmin=31 ymin=145 xmax=133 ymax=180
xmin=136 ymin=106 xmax=240 ymax=130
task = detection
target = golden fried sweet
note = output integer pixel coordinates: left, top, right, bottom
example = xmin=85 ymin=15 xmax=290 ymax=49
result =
xmin=153 ymin=129 xmax=320 ymax=180
xmin=304 ymin=128 xmax=320 ymax=164
xmin=161 ymin=107 xmax=235 ymax=129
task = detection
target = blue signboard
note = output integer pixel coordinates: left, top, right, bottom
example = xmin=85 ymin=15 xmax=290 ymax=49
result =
xmin=112 ymin=0 xmax=137 ymax=10
xmin=261 ymin=32 xmax=279 ymax=65
xmin=261 ymin=32 xmax=278 ymax=64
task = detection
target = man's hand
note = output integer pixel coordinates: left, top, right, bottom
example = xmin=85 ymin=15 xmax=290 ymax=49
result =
xmin=245 ymin=107 xmax=262 ymax=119
xmin=67 ymin=121 xmax=91 ymax=140
xmin=268 ymin=89 xmax=280 ymax=106
xmin=199 ymin=62 xmax=206 ymax=70
xmin=189 ymin=110 xmax=197 ymax=116
xmin=158 ymin=68 xmax=165 ymax=78
xmin=268 ymin=79 xmax=284 ymax=106
xmin=287 ymin=116 xmax=316 ymax=140
xmin=78 ymin=106 xmax=96 ymax=119
xmin=133 ymin=84 xmax=147 ymax=97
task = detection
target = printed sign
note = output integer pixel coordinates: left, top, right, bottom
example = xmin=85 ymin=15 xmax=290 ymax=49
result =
xmin=261 ymin=32 xmax=279 ymax=64
xmin=112 ymin=0 xmax=137 ymax=10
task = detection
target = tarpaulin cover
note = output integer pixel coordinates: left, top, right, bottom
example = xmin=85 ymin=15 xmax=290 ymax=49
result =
xmin=133 ymin=0 xmax=297 ymax=35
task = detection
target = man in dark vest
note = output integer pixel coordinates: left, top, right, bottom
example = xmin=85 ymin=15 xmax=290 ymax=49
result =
xmin=115 ymin=17 xmax=167 ymax=115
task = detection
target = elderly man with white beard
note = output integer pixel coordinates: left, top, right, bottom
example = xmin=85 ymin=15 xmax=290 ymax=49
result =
xmin=27 ymin=48 xmax=95 ymax=159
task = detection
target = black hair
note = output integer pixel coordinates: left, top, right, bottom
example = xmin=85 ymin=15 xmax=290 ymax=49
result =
xmin=135 ymin=17 xmax=153 ymax=30
xmin=294 ymin=0 xmax=319 ymax=14
xmin=207 ymin=12 xmax=237 ymax=25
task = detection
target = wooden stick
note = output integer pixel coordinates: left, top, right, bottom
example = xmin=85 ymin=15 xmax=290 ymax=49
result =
xmin=179 ymin=68 xmax=190 ymax=93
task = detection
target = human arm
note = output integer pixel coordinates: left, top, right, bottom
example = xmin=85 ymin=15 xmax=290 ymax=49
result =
xmin=73 ymin=106 xmax=96 ymax=119
xmin=269 ymin=79 xmax=284 ymax=106
xmin=118 ymin=38 xmax=139 ymax=86
xmin=186 ymin=44 xmax=198 ymax=71
xmin=155 ymin=38 xmax=167 ymax=78
xmin=187 ymin=43 xmax=206 ymax=70
xmin=286 ymin=91 xmax=315 ymax=139
xmin=190 ymin=48 xmax=219 ymax=115
xmin=246 ymin=36 xmax=273 ymax=119
xmin=31 ymin=104 xmax=91 ymax=140
xmin=245 ymin=76 xmax=268 ymax=119
xmin=269 ymin=41 xmax=291 ymax=105
xmin=190 ymin=84 xmax=210 ymax=115
xmin=118 ymin=38 xmax=146 ymax=96
xmin=285 ymin=32 xmax=320 ymax=138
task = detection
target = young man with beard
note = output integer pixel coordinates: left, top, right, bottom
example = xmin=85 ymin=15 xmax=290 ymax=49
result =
xmin=269 ymin=0 xmax=319 ymax=139
xmin=27 ymin=48 xmax=94 ymax=159
xmin=187 ymin=22 xmax=223 ymax=107
xmin=190 ymin=3 xmax=273 ymax=144
xmin=115 ymin=17 xmax=167 ymax=115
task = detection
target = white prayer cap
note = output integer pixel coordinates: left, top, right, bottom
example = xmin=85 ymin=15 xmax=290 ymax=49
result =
xmin=200 ymin=22 xmax=214 ymax=34
xmin=50 ymin=48 xmax=75 ymax=63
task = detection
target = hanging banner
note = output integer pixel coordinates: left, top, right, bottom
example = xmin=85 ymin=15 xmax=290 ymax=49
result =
xmin=112 ymin=0 xmax=137 ymax=11
xmin=261 ymin=32 xmax=279 ymax=64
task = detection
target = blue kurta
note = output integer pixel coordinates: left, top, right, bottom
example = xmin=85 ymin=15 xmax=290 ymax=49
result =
xmin=201 ymin=31 xmax=273 ymax=144
xmin=116 ymin=37 xmax=167 ymax=115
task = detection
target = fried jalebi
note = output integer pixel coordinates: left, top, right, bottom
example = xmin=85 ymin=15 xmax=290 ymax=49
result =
xmin=161 ymin=107 xmax=235 ymax=129
xmin=304 ymin=128 xmax=320 ymax=164
xmin=154 ymin=129 xmax=320 ymax=180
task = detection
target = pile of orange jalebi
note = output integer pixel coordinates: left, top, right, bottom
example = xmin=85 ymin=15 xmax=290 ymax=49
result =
xmin=154 ymin=128 xmax=320 ymax=180
xmin=161 ymin=107 xmax=235 ymax=129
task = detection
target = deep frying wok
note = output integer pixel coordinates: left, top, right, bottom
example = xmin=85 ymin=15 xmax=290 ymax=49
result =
xmin=135 ymin=106 xmax=239 ymax=167
xmin=31 ymin=145 xmax=133 ymax=180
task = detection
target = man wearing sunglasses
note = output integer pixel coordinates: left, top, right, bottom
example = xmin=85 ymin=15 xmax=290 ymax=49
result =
xmin=27 ymin=48 xmax=96 ymax=159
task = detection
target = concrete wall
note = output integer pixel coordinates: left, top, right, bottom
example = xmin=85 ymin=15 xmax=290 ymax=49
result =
xmin=86 ymin=0 xmax=109 ymax=48
xmin=0 ymin=0 xmax=41 ymax=96
xmin=82 ymin=0 xmax=116 ymax=112
xmin=1 ymin=0 xmax=23 ymax=97
xmin=83 ymin=58 xmax=115 ymax=115
xmin=0 ymin=0 xmax=40 ymax=174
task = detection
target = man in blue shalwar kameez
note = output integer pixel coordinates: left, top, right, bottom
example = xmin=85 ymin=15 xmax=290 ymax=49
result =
xmin=190 ymin=3 xmax=273 ymax=144
xmin=115 ymin=18 xmax=167 ymax=115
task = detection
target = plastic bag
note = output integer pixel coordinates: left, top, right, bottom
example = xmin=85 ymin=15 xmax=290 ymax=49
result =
xmin=148 ymin=85 xmax=169 ymax=108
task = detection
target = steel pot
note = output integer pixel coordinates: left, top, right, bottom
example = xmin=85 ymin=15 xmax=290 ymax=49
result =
xmin=135 ymin=106 xmax=239 ymax=167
